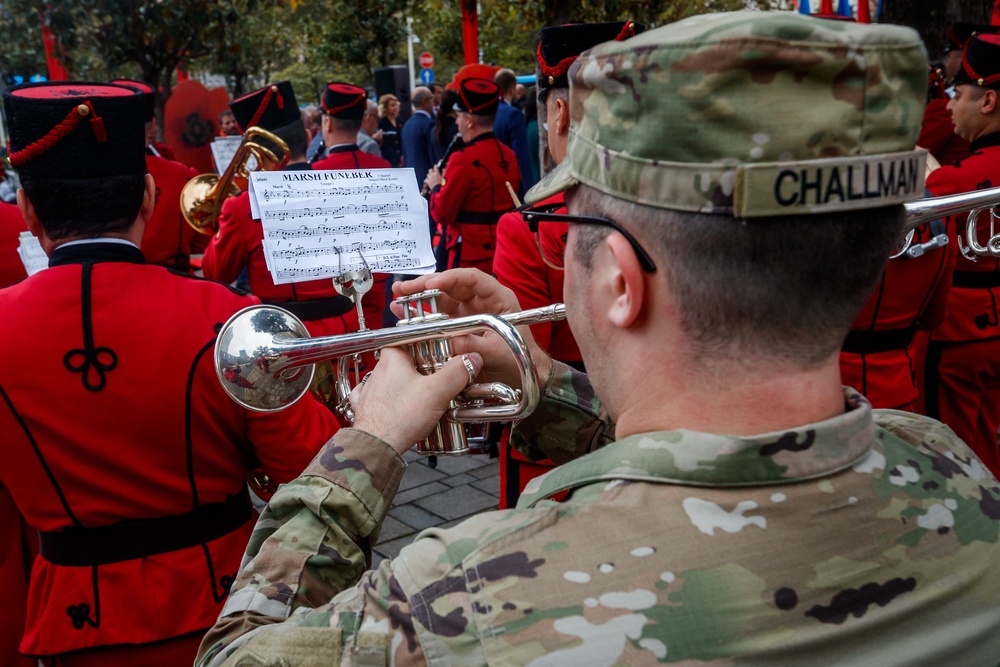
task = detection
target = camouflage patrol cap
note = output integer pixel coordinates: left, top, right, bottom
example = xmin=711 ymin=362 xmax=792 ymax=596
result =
xmin=525 ymin=11 xmax=930 ymax=218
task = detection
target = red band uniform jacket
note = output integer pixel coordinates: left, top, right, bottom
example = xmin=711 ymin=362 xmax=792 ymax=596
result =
xmin=839 ymin=219 xmax=955 ymax=411
xmin=202 ymin=160 xmax=388 ymax=341
xmin=493 ymin=194 xmax=579 ymax=507
xmin=0 ymin=241 xmax=339 ymax=657
xmin=141 ymin=154 xmax=206 ymax=272
xmin=923 ymin=132 xmax=1000 ymax=475
xmin=429 ymin=132 xmax=519 ymax=274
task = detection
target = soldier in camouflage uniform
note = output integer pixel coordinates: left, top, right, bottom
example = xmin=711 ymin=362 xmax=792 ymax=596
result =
xmin=197 ymin=12 xmax=1000 ymax=666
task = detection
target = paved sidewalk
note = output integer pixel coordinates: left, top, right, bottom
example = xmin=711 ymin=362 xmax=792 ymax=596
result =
xmin=372 ymin=450 xmax=500 ymax=567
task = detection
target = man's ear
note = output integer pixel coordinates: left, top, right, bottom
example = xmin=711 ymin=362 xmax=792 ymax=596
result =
xmin=139 ymin=173 xmax=156 ymax=222
xmin=603 ymin=232 xmax=645 ymax=329
xmin=17 ymin=188 xmax=42 ymax=238
xmin=17 ymin=187 xmax=56 ymax=256
xmin=982 ymin=89 xmax=998 ymax=114
xmin=554 ymin=97 xmax=571 ymax=137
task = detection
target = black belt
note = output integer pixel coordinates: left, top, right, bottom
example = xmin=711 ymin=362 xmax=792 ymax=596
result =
xmin=841 ymin=326 xmax=916 ymax=354
xmin=38 ymin=490 xmax=252 ymax=567
xmin=263 ymin=296 xmax=354 ymax=321
xmin=456 ymin=209 xmax=505 ymax=225
xmin=953 ymin=271 xmax=1000 ymax=289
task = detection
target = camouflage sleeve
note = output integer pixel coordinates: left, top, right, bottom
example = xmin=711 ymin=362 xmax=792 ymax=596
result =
xmin=196 ymin=428 xmax=407 ymax=666
xmin=509 ymin=360 xmax=615 ymax=465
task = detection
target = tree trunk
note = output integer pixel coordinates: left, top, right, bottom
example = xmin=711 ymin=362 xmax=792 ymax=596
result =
xmin=881 ymin=0 xmax=993 ymax=60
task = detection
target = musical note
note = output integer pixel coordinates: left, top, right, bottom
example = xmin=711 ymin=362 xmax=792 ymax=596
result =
xmin=265 ymin=220 xmax=413 ymax=239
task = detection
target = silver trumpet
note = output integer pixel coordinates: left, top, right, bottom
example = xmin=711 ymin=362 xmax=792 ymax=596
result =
xmin=215 ymin=289 xmax=566 ymax=456
xmin=901 ymin=185 xmax=1000 ymax=261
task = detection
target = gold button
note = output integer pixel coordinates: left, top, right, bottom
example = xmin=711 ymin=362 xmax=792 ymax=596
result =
xmin=548 ymin=75 xmax=554 ymax=84
xmin=271 ymin=85 xmax=278 ymax=92
xmin=77 ymin=104 xmax=90 ymax=116
xmin=979 ymin=78 xmax=985 ymax=85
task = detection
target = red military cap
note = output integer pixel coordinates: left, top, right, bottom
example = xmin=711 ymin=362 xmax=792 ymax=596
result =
xmin=109 ymin=79 xmax=156 ymax=122
xmin=453 ymin=78 xmax=500 ymax=116
xmin=230 ymin=80 xmax=299 ymax=133
xmin=3 ymin=81 xmax=146 ymax=178
xmin=321 ymin=82 xmax=366 ymax=121
xmin=535 ymin=21 xmax=643 ymax=102
xmin=954 ymin=32 xmax=1000 ymax=89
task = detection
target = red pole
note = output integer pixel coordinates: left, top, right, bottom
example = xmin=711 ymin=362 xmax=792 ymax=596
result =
xmin=461 ymin=0 xmax=479 ymax=65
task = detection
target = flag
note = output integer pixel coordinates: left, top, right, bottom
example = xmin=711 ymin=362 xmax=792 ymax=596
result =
xmin=837 ymin=0 xmax=852 ymax=18
xmin=799 ymin=0 xmax=811 ymax=14
xmin=820 ymin=0 xmax=834 ymax=13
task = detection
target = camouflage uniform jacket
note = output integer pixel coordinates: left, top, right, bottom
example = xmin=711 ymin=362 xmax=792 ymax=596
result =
xmin=199 ymin=362 xmax=1000 ymax=666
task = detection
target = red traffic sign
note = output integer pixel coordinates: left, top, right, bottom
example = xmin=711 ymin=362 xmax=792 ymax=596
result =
xmin=419 ymin=52 xmax=434 ymax=69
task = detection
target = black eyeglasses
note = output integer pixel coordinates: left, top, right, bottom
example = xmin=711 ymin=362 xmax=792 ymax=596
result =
xmin=521 ymin=204 xmax=657 ymax=272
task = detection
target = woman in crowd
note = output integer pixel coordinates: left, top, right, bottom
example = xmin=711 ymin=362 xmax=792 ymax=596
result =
xmin=377 ymin=94 xmax=404 ymax=167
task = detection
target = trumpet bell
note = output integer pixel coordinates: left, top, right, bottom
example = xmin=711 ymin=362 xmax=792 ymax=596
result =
xmin=180 ymin=174 xmax=242 ymax=235
xmin=215 ymin=305 xmax=316 ymax=412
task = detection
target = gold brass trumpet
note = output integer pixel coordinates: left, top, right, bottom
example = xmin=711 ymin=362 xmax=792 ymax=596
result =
xmin=899 ymin=185 xmax=1000 ymax=260
xmin=180 ymin=126 xmax=290 ymax=234
xmin=215 ymin=290 xmax=566 ymax=456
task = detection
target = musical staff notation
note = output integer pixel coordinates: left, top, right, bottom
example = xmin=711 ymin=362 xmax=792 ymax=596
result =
xmin=273 ymin=239 xmax=418 ymax=258
xmin=262 ymin=184 xmax=405 ymax=201
xmin=270 ymin=202 xmax=409 ymax=221
xmin=265 ymin=219 xmax=413 ymax=239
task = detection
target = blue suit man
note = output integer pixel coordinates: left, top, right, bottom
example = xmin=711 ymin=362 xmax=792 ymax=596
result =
xmin=401 ymin=86 xmax=436 ymax=189
xmin=493 ymin=68 xmax=536 ymax=194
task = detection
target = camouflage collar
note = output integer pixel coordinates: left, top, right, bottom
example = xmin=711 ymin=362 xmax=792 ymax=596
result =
xmin=517 ymin=389 xmax=875 ymax=507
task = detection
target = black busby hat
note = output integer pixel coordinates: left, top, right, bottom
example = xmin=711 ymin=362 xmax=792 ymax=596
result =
xmin=321 ymin=82 xmax=366 ymax=121
xmin=954 ymin=32 xmax=1000 ymax=89
xmin=230 ymin=80 xmax=299 ymax=133
xmin=536 ymin=21 xmax=644 ymax=102
xmin=945 ymin=22 xmax=998 ymax=53
xmin=453 ymin=78 xmax=500 ymax=116
xmin=3 ymin=81 xmax=147 ymax=178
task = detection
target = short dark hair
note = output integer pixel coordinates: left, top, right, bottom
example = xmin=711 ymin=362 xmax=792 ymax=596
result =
xmin=567 ymin=184 xmax=904 ymax=367
xmin=328 ymin=116 xmax=362 ymax=135
xmin=495 ymin=68 xmax=517 ymax=94
xmin=21 ymin=173 xmax=147 ymax=241
xmin=271 ymin=118 xmax=308 ymax=161
xmin=470 ymin=113 xmax=496 ymax=129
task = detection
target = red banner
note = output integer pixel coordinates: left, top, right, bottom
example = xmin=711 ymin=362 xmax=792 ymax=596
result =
xmin=461 ymin=0 xmax=478 ymax=65
xmin=858 ymin=0 xmax=871 ymax=23
xmin=40 ymin=19 xmax=70 ymax=81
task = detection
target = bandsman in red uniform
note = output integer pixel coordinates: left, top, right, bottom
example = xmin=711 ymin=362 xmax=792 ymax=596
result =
xmin=919 ymin=65 xmax=970 ymax=166
xmin=0 ymin=81 xmax=339 ymax=666
xmin=839 ymin=219 xmax=954 ymax=412
xmin=203 ymin=81 xmax=386 ymax=342
xmin=923 ymin=33 xmax=1000 ymax=477
xmin=312 ymin=83 xmax=392 ymax=172
xmin=424 ymin=78 xmax=519 ymax=274
xmin=112 ymin=79 xmax=205 ymax=272
xmin=493 ymin=22 xmax=640 ymax=507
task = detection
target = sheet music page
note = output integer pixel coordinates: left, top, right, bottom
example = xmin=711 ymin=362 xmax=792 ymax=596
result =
xmin=249 ymin=168 xmax=436 ymax=285
xmin=211 ymin=136 xmax=257 ymax=176
xmin=17 ymin=232 xmax=47 ymax=275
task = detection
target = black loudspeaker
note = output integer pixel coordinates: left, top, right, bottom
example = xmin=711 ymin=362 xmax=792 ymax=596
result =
xmin=373 ymin=65 xmax=412 ymax=122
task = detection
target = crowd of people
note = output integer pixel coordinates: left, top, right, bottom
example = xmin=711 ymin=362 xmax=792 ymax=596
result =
xmin=2 ymin=9 xmax=1000 ymax=667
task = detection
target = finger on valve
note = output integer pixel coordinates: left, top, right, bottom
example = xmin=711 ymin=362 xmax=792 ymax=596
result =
xmin=353 ymin=349 xmax=483 ymax=454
